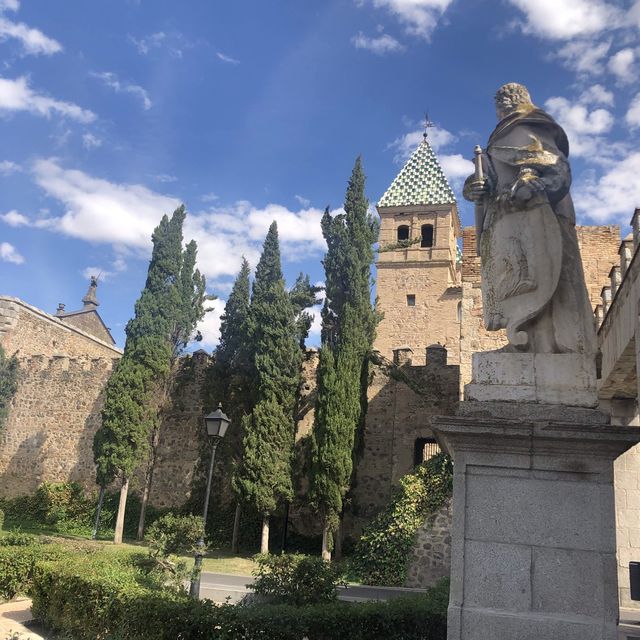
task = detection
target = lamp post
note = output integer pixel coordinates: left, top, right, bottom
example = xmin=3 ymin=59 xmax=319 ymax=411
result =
xmin=189 ymin=403 xmax=230 ymax=599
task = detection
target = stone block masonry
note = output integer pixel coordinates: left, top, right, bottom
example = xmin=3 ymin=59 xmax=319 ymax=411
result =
xmin=0 ymin=354 xmax=117 ymax=495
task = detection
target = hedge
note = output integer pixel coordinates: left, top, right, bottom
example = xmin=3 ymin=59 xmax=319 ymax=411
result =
xmin=31 ymin=555 xmax=448 ymax=640
xmin=0 ymin=540 xmax=68 ymax=600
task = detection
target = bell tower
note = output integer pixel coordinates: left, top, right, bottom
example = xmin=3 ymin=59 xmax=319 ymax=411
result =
xmin=374 ymin=133 xmax=462 ymax=365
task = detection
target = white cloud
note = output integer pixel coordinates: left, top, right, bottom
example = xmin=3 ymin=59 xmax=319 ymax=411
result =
xmin=0 ymin=0 xmax=61 ymax=56
xmin=0 ymin=76 xmax=95 ymax=122
xmin=361 ymin=0 xmax=454 ymax=39
xmin=0 ymin=16 xmax=61 ymax=56
xmin=196 ymin=297 xmax=226 ymax=349
xmin=29 ymin=159 xmax=327 ymax=282
xmin=294 ymin=194 xmax=311 ymax=207
xmin=579 ymin=84 xmax=614 ymax=106
xmin=82 ymin=133 xmax=102 ymax=149
xmin=151 ymin=173 xmax=177 ymax=183
xmin=507 ymin=0 xmax=621 ymax=40
xmin=1 ymin=209 xmax=28 ymax=226
xmin=91 ymin=71 xmax=151 ymax=110
xmin=201 ymin=192 xmax=218 ymax=202
xmin=626 ymin=93 xmax=640 ymax=129
xmin=574 ymin=152 xmax=640 ymax=222
xmin=608 ymin=48 xmax=636 ymax=84
xmin=556 ymin=38 xmax=611 ymax=75
xmin=32 ymin=158 xmax=180 ymax=249
xmin=352 ymin=31 xmax=405 ymax=54
xmin=544 ymin=96 xmax=614 ymax=157
xmin=0 ymin=241 xmax=24 ymax=264
xmin=439 ymin=154 xmax=474 ymax=181
xmin=0 ymin=159 xmax=19 ymax=174
xmin=129 ymin=31 xmax=166 ymax=55
xmin=216 ymin=51 xmax=239 ymax=64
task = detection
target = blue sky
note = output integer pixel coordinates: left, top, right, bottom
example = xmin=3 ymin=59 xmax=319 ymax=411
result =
xmin=1 ymin=0 xmax=640 ymax=349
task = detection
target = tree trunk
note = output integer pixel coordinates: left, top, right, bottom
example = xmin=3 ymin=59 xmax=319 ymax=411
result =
xmin=136 ymin=425 xmax=161 ymax=540
xmin=114 ymin=477 xmax=129 ymax=544
xmin=334 ymin=518 xmax=343 ymax=561
xmin=231 ymin=503 xmax=241 ymax=554
xmin=91 ymin=485 xmax=106 ymax=540
xmin=321 ymin=522 xmax=331 ymax=562
xmin=260 ymin=516 xmax=270 ymax=554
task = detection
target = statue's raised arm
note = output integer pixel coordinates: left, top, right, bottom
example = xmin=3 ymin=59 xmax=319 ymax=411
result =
xmin=463 ymin=83 xmax=596 ymax=356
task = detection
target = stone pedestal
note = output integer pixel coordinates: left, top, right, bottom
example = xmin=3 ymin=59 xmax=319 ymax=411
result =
xmin=433 ymin=401 xmax=640 ymax=640
xmin=465 ymin=352 xmax=598 ymax=407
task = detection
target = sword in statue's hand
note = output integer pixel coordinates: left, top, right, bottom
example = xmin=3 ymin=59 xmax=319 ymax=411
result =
xmin=473 ymin=145 xmax=485 ymax=255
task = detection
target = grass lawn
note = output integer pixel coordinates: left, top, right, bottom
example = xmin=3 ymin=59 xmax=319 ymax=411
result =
xmin=0 ymin=525 xmax=258 ymax=575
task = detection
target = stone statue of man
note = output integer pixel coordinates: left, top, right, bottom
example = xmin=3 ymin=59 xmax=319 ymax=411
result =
xmin=463 ymin=83 xmax=596 ymax=355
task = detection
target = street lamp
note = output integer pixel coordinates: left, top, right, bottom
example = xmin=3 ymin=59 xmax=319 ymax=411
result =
xmin=189 ymin=403 xmax=230 ymax=598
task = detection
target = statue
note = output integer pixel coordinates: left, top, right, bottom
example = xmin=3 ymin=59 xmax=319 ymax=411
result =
xmin=463 ymin=83 xmax=596 ymax=355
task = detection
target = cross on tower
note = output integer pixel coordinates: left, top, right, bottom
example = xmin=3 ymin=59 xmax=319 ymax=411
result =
xmin=423 ymin=112 xmax=435 ymax=140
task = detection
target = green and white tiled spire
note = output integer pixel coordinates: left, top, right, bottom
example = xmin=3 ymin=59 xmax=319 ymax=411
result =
xmin=378 ymin=135 xmax=457 ymax=208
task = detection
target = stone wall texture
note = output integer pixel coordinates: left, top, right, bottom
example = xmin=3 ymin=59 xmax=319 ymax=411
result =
xmin=405 ymin=498 xmax=452 ymax=588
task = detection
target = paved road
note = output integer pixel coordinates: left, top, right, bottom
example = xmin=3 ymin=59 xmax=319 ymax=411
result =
xmin=199 ymin=572 xmax=430 ymax=603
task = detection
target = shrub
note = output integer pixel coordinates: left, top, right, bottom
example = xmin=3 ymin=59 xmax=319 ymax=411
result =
xmin=352 ymin=453 xmax=453 ymax=586
xmin=32 ymin=481 xmax=93 ymax=528
xmin=30 ymin=554 xmax=448 ymax=640
xmin=145 ymin=513 xmax=204 ymax=557
xmin=0 ymin=541 xmax=68 ymax=600
xmin=252 ymin=553 xmax=342 ymax=606
xmin=0 ymin=508 xmax=4 ymax=531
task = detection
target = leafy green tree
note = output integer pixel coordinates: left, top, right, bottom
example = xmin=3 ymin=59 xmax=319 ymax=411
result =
xmin=310 ymin=157 xmax=378 ymax=560
xmin=0 ymin=345 xmax=19 ymax=435
xmin=93 ymin=205 xmax=209 ymax=543
xmin=233 ymin=222 xmax=301 ymax=553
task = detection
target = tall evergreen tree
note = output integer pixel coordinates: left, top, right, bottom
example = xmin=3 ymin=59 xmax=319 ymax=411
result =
xmin=233 ymin=222 xmax=301 ymax=553
xmin=93 ymin=205 xmax=208 ymax=543
xmin=309 ymin=157 xmax=378 ymax=560
xmin=207 ymin=257 xmax=254 ymax=552
xmin=289 ymin=273 xmax=323 ymax=349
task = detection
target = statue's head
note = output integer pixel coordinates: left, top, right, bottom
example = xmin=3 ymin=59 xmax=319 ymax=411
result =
xmin=495 ymin=83 xmax=534 ymax=120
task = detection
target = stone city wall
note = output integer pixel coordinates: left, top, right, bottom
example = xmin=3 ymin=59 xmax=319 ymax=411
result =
xmin=345 ymin=346 xmax=459 ymax=540
xmin=0 ymin=354 xmax=117 ymax=496
xmin=0 ymin=297 xmax=120 ymax=360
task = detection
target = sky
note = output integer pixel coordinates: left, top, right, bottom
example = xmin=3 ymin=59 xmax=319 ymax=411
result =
xmin=1 ymin=0 xmax=640 ymax=350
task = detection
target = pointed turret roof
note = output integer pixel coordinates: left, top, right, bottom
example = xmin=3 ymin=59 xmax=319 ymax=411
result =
xmin=378 ymin=136 xmax=457 ymax=208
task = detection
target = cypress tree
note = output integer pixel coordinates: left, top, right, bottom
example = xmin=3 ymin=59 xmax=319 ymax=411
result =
xmin=289 ymin=273 xmax=322 ymax=349
xmin=233 ymin=222 xmax=301 ymax=553
xmin=93 ymin=205 xmax=208 ymax=543
xmin=207 ymin=257 xmax=253 ymax=552
xmin=310 ymin=157 xmax=378 ymax=560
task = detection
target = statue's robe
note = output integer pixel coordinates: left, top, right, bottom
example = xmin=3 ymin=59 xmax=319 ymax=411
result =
xmin=464 ymin=108 xmax=596 ymax=354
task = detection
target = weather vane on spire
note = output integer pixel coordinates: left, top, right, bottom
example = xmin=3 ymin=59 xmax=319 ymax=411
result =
xmin=423 ymin=111 xmax=435 ymax=140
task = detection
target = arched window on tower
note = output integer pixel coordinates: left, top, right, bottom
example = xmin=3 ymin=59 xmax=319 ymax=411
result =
xmin=397 ymin=225 xmax=410 ymax=242
xmin=421 ymin=224 xmax=434 ymax=248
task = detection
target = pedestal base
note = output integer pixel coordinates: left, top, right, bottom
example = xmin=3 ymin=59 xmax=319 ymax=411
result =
xmin=433 ymin=404 xmax=640 ymax=640
xmin=465 ymin=352 xmax=598 ymax=407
